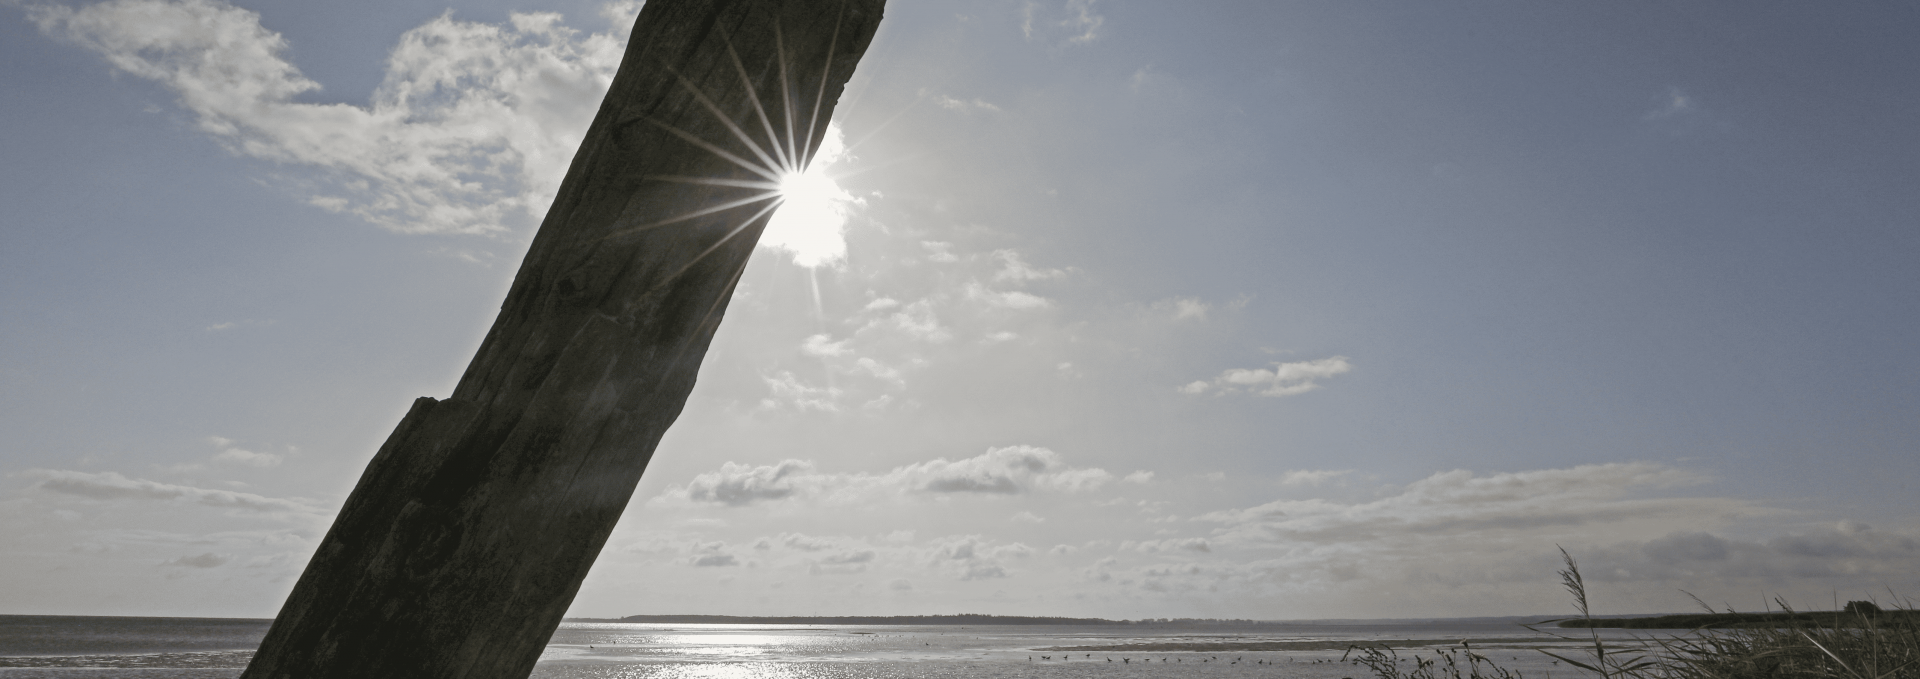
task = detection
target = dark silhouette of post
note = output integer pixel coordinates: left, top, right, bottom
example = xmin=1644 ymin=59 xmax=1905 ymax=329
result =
xmin=241 ymin=1 xmax=884 ymax=676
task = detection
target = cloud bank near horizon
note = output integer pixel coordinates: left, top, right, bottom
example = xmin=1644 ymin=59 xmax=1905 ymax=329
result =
xmin=652 ymin=446 xmax=1123 ymax=507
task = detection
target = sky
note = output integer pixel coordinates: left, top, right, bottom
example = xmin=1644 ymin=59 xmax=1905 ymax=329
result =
xmin=1 ymin=0 xmax=1917 ymax=621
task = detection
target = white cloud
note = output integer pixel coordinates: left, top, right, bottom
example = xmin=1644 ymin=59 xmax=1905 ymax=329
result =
xmin=1182 ymin=356 xmax=1353 ymax=397
xmin=30 ymin=0 xmax=628 ymax=235
xmin=924 ymin=535 xmax=1031 ymax=580
xmin=965 ymin=282 xmax=1050 ymax=310
xmin=25 ymin=469 xmax=322 ymax=516
xmin=1011 ymin=511 xmax=1045 ymax=523
xmin=855 ymin=357 xmax=902 ymax=384
xmin=212 ymin=447 xmax=280 ymax=467
xmin=960 ymin=564 xmax=1005 ymax=580
xmin=683 ymin=540 xmax=743 ymax=567
xmin=894 ymin=445 xmax=1111 ymax=494
xmin=598 ymin=0 xmax=643 ymax=35
xmin=1122 ymin=470 xmax=1154 ymax=484
xmin=810 ymin=547 xmax=875 ymax=574
xmin=208 ymin=436 xmax=282 ymax=468
xmin=761 ymin=371 xmax=842 ymax=412
xmin=778 ymin=533 xmax=838 ymax=552
xmin=992 ymin=250 xmax=1065 ymax=283
xmin=823 ymin=549 xmax=876 ymax=564
xmin=1126 ymin=538 xmax=1211 ymax=553
xmin=643 ymin=530 xmax=1045 ymax=581
xmin=801 ymin=334 xmax=850 ymax=357
xmin=921 ymin=241 xmax=959 ymax=263
xmin=867 ymin=300 xmax=951 ymax=342
xmin=1061 ymin=0 xmax=1103 ymax=44
xmin=1279 ymin=469 xmax=1349 ymax=487
xmin=672 ymin=460 xmax=817 ymax=507
xmin=654 ymin=446 xmax=1114 ymax=507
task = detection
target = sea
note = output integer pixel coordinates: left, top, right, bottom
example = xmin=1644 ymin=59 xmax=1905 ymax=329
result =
xmin=0 ymin=615 xmax=1656 ymax=678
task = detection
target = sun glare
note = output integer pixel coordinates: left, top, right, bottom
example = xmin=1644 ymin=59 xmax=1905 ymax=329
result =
xmin=763 ymin=123 xmax=854 ymax=268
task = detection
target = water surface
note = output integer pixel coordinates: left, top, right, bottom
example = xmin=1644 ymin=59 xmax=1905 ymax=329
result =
xmin=1 ymin=615 xmax=1645 ymax=678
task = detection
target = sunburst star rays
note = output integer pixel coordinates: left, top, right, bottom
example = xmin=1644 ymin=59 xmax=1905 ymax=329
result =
xmin=603 ymin=10 xmax=859 ymax=273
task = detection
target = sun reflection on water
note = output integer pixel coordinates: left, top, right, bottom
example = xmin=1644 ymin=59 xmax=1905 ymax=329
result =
xmin=598 ymin=663 xmax=825 ymax=679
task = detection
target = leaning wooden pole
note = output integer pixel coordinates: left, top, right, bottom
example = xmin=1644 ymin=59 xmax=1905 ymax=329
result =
xmin=240 ymin=1 xmax=884 ymax=677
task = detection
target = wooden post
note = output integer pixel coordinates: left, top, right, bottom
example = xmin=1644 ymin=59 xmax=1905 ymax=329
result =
xmin=240 ymin=1 xmax=885 ymax=676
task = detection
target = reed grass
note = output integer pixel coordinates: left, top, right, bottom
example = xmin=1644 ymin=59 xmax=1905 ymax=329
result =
xmin=1347 ymin=547 xmax=1919 ymax=679
xmin=1343 ymin=642 xmax=1525 ymax=679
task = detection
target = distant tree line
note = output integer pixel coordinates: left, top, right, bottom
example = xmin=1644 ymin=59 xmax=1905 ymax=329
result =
xmin=1558 ymin=603 xmax=1913 ymax=629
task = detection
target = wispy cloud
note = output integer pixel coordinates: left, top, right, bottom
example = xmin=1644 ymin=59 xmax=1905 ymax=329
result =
xmin=1646 ymin=86 xmax=1696 ymax=120
xmin=203 ymin=319 xmax=272 ymax=333
xmin=1642 ymin=86 xmax=1726 ymax=136
xmin=931 ymin=93 xmax=1002 ymax=114
xmin=207 ymin=436 xmax=282 ymax=468
xmin=1021 ymin=0 xmax=1104 ymax=46
xmin=1153 ymin=297 xmax=1209 ymax=321
xmin=1180 ymin=356 xmax=1353 ymax=397
xmin=1029 ymin=463 xmax=1877 ymax=612
xmin=162 ymin=552 xmax=230 ymax=568
xmin=1199 ymin=463 xmax=1727 ymax=545
xmin=992 ymin=250 xmax=1066 ymax=283
xmin=25 ymin=469 xmax=323 ymax=516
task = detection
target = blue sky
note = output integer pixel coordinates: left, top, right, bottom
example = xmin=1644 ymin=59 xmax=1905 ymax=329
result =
xmin=2 ymin=0 xmax=1916 ymax=620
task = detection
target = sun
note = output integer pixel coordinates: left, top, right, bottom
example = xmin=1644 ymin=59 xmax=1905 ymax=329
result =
xmin=615 ymin=52 xmax=861 ymax=271
xmin=762 ymin=123 xmax=855 ymax=268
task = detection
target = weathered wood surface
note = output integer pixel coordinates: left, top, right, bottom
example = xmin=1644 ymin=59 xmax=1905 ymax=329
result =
xmin=241 ymin=1 xmax=884 ymax=677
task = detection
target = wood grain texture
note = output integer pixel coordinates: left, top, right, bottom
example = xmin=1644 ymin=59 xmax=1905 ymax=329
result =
xmin=240 ymin=1 xmax=884 ymax=676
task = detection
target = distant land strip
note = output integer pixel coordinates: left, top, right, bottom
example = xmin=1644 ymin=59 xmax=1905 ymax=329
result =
xmin=1558 ymin=610 xmax=1919 ymax=629
xmin=1037 ymin=638 xmax=1568 ymax=653
xmin=590 ymin=614 xmax=1125 ymax=625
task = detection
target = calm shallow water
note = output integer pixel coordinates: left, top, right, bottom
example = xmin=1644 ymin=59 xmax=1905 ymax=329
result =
xmin=1 ymin=616 xmax=1650 ymax=678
